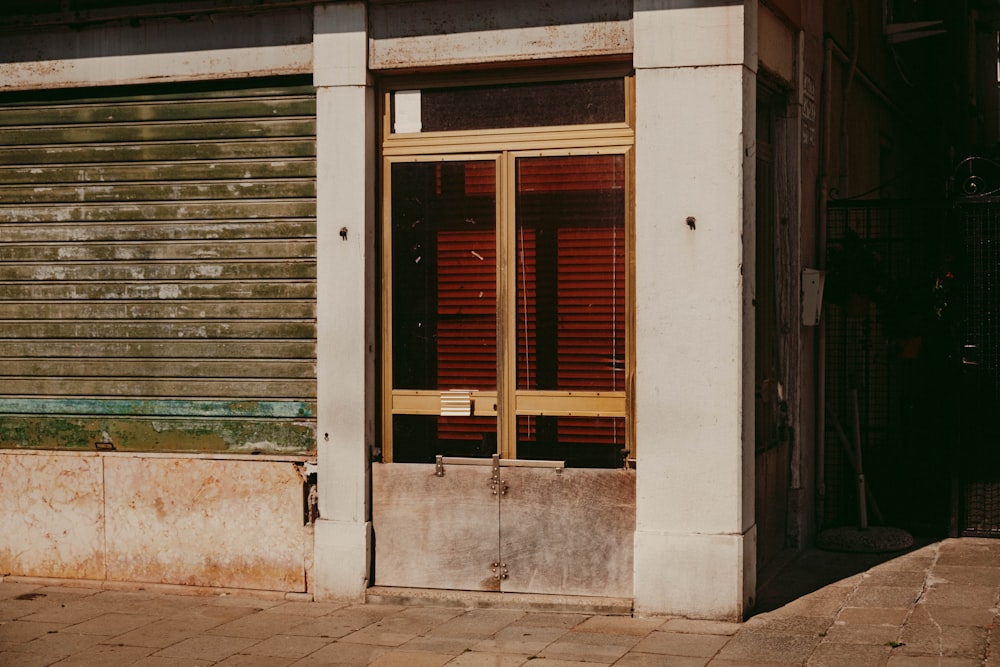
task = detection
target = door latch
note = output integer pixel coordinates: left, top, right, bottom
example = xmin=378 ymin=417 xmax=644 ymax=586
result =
xmin=488 ymin=454 xmax=507 ymax=496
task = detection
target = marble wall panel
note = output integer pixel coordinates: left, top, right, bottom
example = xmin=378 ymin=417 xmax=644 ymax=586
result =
xmin=104 ymin=456 xmax=306 ymax=591
xmin=0 ymin=452 xmax=105 ymax=579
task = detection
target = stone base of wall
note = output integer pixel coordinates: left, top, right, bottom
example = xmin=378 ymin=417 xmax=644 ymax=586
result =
xmin=0 ymin=450 xmax=312 ymax=594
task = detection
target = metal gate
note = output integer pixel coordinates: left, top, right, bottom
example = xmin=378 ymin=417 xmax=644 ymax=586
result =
xmin=823 ymin=200 xmax=948 ymax=534
xmin=956 ymin=198 xmax=1000 ymax=536
xmin=372 ymin=458 xmax=635 ymax=597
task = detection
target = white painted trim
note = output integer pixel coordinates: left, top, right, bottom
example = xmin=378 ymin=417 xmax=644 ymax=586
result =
xmin=0 ymin=45 xmax=312 ymax=92
xmin=369 ymin=0 xmax=631 ymax=71
xmin=314 ymin=1 xmax=370 ymax=87
xmin=0 ymin=9 xmax=313 ymax=91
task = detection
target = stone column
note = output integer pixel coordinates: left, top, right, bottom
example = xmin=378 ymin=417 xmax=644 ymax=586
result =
xmin=311 ymin=1 xmax=375 ymax=601
xmin=632 ymin=0 xmax=758 ymax=619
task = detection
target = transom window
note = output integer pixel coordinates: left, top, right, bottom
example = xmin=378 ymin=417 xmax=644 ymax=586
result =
xmin=391 ymin=78 xmax=626 ymax=133
xmin=381 ymin=75 xmax=634 ymax=468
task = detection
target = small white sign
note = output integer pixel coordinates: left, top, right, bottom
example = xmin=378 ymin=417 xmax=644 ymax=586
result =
xmin=393 ymin=90 xmax=422 ymax=134
xmin=801 ymin=268 xmax=826 ymax=326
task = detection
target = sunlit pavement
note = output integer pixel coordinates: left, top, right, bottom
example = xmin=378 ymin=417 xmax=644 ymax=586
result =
xmin=2 ymin=538 xmax=999 ymax=666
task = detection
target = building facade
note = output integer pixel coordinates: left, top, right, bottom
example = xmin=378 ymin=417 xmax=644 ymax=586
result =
xmin=5 ymin=0 xmax=975 ymax=620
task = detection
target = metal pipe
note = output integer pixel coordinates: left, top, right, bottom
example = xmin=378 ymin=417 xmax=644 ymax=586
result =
xmin=850 ymin=389 xmax=868 ymax=529
xmin=815 ymin=37 xmax=833 ymax=531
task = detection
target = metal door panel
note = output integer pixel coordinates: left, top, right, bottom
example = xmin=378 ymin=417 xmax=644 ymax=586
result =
xmin=372 ymin=462 xmax=500 ymax=591
xmin=498 ymin=467 xmax=635 ymax=597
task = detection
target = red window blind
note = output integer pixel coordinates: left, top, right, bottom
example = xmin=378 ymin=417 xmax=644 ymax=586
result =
xmin=515 ymin=155 xmax=626 ymax=393
xmin=515 ymin=155 xmax=626 ymax=452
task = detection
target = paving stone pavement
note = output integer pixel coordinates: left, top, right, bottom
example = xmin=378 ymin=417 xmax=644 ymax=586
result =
xmin=2 ymin=538 xmax=1000 ymax=666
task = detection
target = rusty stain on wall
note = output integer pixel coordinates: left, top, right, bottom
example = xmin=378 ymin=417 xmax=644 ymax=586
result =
xmin=0 ymin=450 xmax=309 ymax=593
xmin=104 ymin=456 xmax=307 ymax=591
xmin=0 ymin=453 xmax=105 ymax=580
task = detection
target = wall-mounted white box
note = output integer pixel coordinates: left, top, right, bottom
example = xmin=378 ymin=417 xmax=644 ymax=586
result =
xmin=802 ymin=268 xmax=825 ymax=326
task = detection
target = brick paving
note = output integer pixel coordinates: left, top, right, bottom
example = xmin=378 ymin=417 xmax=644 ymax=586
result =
xmin=2 ymin=538 xmax=999 ymax=665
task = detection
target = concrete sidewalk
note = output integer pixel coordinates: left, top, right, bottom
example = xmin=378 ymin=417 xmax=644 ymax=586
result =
xmin=1 ymin=538 xmax=999 ymax=666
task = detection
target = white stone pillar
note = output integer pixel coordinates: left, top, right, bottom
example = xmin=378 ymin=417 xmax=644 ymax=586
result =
xmin=632 ymin=0 xmax=758 ymax=619
xmin=311 ymin=1 xmax=375 ymax=601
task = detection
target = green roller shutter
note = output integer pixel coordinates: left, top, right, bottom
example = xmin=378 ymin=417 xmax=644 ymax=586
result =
xmin=0 ymin=78 xmax=317 ymax=453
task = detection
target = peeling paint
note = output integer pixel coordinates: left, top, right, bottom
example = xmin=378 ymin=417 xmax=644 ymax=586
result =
xmin=158 ymin=284 xmax=181 ymax=299
xmin=0 ymin=415 xmax=316 ymax=453
xmin=194 ymin=264 xmax=224 ymax=278
xmin=103 ymin=456 xmax=306 ymax=590
xmin=0 ymin=398 xmax=316 ymax=418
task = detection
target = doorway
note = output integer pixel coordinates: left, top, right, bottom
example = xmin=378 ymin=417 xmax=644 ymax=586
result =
xmin=755 ymin=86 xmax=791 ymax=572
xmin=374 ymin=78 xmax=636 ymax=597
xmin=376 ymin=152 xmax=634 ymax=597
xmin=372 ymin=77 xmax=635 ymax=598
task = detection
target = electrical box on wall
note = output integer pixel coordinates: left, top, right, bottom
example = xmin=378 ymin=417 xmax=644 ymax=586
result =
xmin=801 ymin=268 xmax=825 ymax=326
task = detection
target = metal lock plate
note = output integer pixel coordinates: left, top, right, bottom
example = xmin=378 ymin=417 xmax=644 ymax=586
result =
xmin=488 ymin=454 xmax=507 ymax=496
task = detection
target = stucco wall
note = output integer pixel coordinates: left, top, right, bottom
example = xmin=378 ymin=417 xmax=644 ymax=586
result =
xmin=0 ymin=0 xmax=800 ymax=619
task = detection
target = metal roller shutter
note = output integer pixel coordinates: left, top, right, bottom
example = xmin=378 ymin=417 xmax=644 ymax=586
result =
xmin=0 ymin=78 xmax=317 ymax=453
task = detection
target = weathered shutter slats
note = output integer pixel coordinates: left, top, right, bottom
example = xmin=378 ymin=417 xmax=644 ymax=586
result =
xmin=0 ymin=161 xmax=316 ymax=184
xmin=0 ymin=301 xmax=315 ymax=319
xmin=0 ymin=240 xmax=317 ymax=262
xmin=0 ymin=321 xmax=315 ymax=340
xmin=1 ymin=379 xmax=314 ymax=399
xmin=2 ymin=221 xmax=315 ymax=243
xmin=0 ymin=99 xmax=318 ymax=126
xmin=1 ymin=340 xmax=314 ymax=358
xmin=1 ymin=262 xmax=315 ymax=281
xmin=0 ymin=79 xmax=317 ymax=452
xmin=0 ymin=139 xmax=316 ymax=164
xmin=1 ymin=283 xmax=314 ymax=301
xmin=3 ymin=360 xmax=315 ymax=379
xmin=0 ymin=181 xmax=317 ymax=203
xmin=0 ymin=201 xmax=316 ymax=222
xmin=0 ymin=119 xmax=316 ymax=146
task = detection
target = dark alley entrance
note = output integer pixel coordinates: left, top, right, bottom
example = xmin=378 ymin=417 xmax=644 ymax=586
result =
xmin=822 ymin=200 xmax=952 ymax=539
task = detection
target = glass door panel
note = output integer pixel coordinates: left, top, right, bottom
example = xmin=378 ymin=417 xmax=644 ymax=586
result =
xmin=389 ymin=159 xmax=498 ymax=463
xmin=517 ymin=415 xmax=626 ymax=468
xmin=391 ymin=160 xmax=497 ymax=390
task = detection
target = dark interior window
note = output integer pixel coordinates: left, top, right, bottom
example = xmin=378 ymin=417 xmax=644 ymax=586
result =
xmin=395 ymin=78 xmax=626 ymax=133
